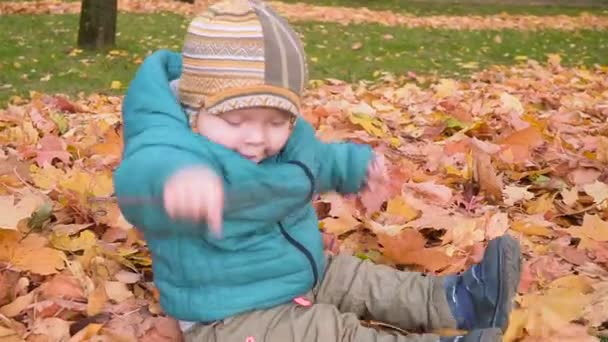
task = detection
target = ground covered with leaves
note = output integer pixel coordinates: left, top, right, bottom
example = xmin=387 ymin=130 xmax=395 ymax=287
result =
xmin=1 ymin=55 xmax=608 ymax=341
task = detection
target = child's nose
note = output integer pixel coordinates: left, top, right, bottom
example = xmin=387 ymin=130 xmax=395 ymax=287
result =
xmin=243 ymin=128 xmax=265 ymax=145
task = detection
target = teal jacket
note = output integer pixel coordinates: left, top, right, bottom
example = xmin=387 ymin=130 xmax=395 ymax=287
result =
xmin=113 ymin=50 xmax=373 ymax=322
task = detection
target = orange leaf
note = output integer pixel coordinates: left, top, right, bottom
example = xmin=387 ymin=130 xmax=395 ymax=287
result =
xmin=378 ymin=229 xmax=454 ymax=273
xmin=0 ymin=231 xmax=65 ymax=275
xmin=472 ymin=147 xmax=503 ymax=202
xmin=86 ymin=284 xmax=108 ymax=317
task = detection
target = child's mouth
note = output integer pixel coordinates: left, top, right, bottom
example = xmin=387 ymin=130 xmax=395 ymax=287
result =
xmin=242 ymin=154 xmax=261 ymax=162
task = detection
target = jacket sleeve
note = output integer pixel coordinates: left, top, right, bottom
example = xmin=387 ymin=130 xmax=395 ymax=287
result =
xmin=314 ymin=141 xmax=374 ymax=194
xmin=286 ymin=118 xmax=374 ymax=194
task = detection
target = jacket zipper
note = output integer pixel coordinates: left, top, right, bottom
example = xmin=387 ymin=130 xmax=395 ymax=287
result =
xmin=279 ymin=160 xmax=318 ymax=287
xmin=279 ymin=222 xmax=319 ymax=288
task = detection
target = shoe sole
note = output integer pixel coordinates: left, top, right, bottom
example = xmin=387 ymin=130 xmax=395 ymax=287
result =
xmin=490 ymin=235 xmax=522 ymax=332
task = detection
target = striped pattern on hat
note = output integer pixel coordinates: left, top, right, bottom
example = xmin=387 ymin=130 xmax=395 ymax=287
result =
xmin=178 ymin=0 xmax=308 ymax=118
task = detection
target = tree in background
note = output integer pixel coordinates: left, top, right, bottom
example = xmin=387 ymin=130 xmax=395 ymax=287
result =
xmin=77 ymin=0 xmax=118 ymax=49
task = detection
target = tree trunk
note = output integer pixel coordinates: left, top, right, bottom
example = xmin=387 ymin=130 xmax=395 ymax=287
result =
xmin=77 ymin=0 xmax=118 ymax=50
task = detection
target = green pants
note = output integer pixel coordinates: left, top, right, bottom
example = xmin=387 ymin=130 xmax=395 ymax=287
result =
xmin=183 ymin=254 xmax=458 ymax=342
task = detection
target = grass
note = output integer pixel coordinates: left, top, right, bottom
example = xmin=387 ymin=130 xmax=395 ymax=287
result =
xmin=300 ymin=22 xmax=608 ymax=82
xmin=0 ymin=13 xmax=188 ymax=105
xmin=278 ymin=0 xmax=608 ymax=16
xmin=1 ymin=13 xmax=607 ymax=106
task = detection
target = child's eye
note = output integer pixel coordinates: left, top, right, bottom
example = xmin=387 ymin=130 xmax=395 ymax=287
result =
xmin=223 ymin=117 xmax=244 ymax=126
xmin=270 ymin=120 xmax=288 ymax=127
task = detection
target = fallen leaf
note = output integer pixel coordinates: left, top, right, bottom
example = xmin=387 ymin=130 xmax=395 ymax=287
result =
xmin=360 ymin=184 xmax=389 ymax=213
xmin=561 ymin=187 xmax=579 ymax=207
xmin=385 ymin=196 xmax=419 ymax=221
xmin=50 ymin=230 xmax=97 ymax=252
xmin=485 ymin=212 xmax=509 ymax=239
xmin=39 ymin=274 xmax=85 ymax=301
xmin=86 ymin=284 xmax=108 ymax=317
xmin=403 ymin=181 xmax=453 ymax=206
xmin=434 ymin=79 xmax=458 ymax=99
xmin=321 ymin=215 xmax=360 ymax=236
xmin=583 ymin=180 xmax=608 ymax=205
xmin=548 ymin=275 xmax=593 ymax=294
xmin=26 ymin=135 xmax=71 ymax=166
xmin=350 ymin=42 xmax=363 ymax=50
xmin=52 ymin=223 xmax=94 ymax=235
xmin=378 ymin=229 xmax=456 ymax=273
xmin=569 ymin=214 xmax=608 ymax=243
xmin=503 ymin=185 xmax=534 ymax=206
xmin=472 ymin=147 xmax=503 ymax=202
xmin=0 ymin=193 xmax=46 ymax=230
xmin=0 ymin=231 xmax=66 ymax=275
xmin=0 ymin=291 xmax=35 ymax=318
xmin=0 ymin=325 xmax=23 ymax=342
xmin=31 ymin=317 xmax=71 ymax=341
xmin=104 ymin=281 xmax=133 ymax=302
xmin=520 ymin=286 xmax=592 ymax=330
xmin=349 ymin=113 xmax=384 ymax=137
xmin=511 ymin=219 xmax=554 ymax=237
xmin=525 ymin=193 xmax=555 ymax=215
xmin=114 ymin=270 xmax=141 ymax=284
xmin=583 ymin=281 xmax=608 ymax=327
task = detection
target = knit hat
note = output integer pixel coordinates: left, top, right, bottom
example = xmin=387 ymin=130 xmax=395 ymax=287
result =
xmin=177 ymin=0 xmax=308 ymax=120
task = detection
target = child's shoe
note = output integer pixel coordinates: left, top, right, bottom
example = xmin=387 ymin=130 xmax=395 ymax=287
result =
xmin=444 ymin=235 xmax=522 ymax=332
xmin=439 ymin=328 xmax=502 ymax=342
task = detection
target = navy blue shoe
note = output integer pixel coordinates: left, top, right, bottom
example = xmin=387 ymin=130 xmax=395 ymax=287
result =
xmin=444 ymin=235 xmax=522 ymax=332
xmin=439 ymin=328 xmax=502 ymax=342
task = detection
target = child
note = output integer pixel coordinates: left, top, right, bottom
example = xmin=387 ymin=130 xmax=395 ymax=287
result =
xmin=113 ymin=0 xmax=522 ymax=341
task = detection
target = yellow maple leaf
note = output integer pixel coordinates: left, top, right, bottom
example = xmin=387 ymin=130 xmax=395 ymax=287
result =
xmin=570 ymin=214 xmax=608 ymax=243
xmin=511 ymin=219 xmax=554 ymax=237
xmin=0 ymin=231 xmax=65 ymax=275
xmin=110 ymin=80 xmax=122 ymax=90
xmin=519 ymin=286 xmax=592 ymax=338
xmin=349 ymin=113 xmax=385 ymax=137
xmin=320 ymin=215 xmax=360 ymax=236
xmin=525 ymin=192 xmax=556 ymax=215
xmin=60 ymin=169 xmax=114 ymax=198
xmin=50 ymin=230 xmax=97 ymax=252
xmin=386 ymin=196 xmax=419 ymax=221
xmin=549 ymin=275 xmax=594 ymax=294
xmin=30 ymin=164 xmax=66 ymax=190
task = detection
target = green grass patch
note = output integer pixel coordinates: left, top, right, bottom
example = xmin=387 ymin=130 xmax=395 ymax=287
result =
xmin=1 ymin=13 xmax=607 ymax=106
xmin=300 ymin=22 xmax=608 ymax=82
xmin=279 ymin=0 xmax=608 ymax=16
xmin=0 ymin=13 xmax=188 ymax=105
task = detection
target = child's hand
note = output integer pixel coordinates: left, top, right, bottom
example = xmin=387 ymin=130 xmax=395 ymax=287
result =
xmin=322 ymin=232 xmax=340 ymax=255
xmin=364 ymin=152 xmax=387 ymax=191
xmin=163 ymin=166 xmax=224 ymax=237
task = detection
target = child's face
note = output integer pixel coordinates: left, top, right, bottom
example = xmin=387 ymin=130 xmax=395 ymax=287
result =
xmin=196 ymin=107 xmax=293 ymax=163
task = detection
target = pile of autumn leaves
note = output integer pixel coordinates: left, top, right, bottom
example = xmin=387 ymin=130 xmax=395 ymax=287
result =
xmin=1 ymin=55 xmax=608 ymax=341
